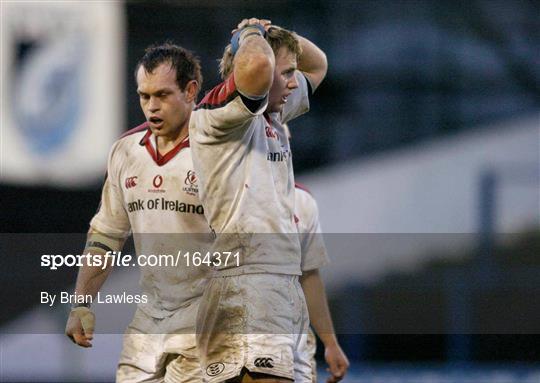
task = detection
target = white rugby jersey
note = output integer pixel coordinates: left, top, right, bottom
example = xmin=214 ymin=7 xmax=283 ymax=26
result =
xmin=90 ymin=123 xmax=212 ymax=319
xmin=189 ymin=71 xmax=310 ymax=276
xmin=295 ymin=183 xmax=330 ymax=272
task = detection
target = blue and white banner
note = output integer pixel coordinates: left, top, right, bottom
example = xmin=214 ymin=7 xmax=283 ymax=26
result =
xmin=0 ymin=1 xmax=125 ymax=187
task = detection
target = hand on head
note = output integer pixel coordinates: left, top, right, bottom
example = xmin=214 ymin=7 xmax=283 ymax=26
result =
xmin=232 ymin=18 xmax=272 ymax=34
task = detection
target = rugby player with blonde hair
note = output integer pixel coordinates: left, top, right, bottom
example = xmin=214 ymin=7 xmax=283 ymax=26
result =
xmin=189 ymin=18 xmax=327 ymax=383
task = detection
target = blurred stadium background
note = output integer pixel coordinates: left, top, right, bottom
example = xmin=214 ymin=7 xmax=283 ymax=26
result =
xmin=1 ymin=1 xmax=539 ymax=382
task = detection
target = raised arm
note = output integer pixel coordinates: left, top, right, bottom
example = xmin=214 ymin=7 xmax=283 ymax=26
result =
xmin=233 ymin=20 xmax=275 ymax=98
xmin=296 ymin=34 xmax=328 ymax=91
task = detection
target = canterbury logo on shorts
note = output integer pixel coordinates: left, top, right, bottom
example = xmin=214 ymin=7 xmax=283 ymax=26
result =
xmin=253 ymin=357 xmax=274 ymax=368
xmin=206 ymin=362 xmax=225 ymax=376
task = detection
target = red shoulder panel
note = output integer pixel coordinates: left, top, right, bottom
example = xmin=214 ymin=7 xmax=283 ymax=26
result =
xmin=196 ymin=75 xmax=238 ymax=110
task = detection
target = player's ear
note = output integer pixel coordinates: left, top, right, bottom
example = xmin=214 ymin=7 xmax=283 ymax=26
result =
xmin=184 ymin=80 xmax=199 ymax=103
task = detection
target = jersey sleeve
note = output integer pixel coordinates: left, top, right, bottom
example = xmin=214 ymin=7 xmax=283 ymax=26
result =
xmin=297 ymin=189 xmax=330 ymax=272
xmin=89 ymin=141 xmax=131 ymax=237
xmin=280 ymin=71 xmax=311 ymax=125
xmin=193 ymin=75 xmax=268 ymax=138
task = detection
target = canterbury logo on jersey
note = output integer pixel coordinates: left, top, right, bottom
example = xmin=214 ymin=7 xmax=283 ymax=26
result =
xmin=253 ymin=357 xmax=274 ymax=368
xmin=125 ymin=176 xmax=138 ymax=189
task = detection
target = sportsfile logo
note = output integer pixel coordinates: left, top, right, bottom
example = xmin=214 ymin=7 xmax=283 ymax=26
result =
xmin=253 ymin=357 xmax=274 ymax=368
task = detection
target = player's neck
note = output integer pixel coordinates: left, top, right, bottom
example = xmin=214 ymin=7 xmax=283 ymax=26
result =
xmin=155 ymin=125 xmax=188 ymax=155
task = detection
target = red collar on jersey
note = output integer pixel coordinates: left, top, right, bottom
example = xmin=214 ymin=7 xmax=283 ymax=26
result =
xmin=139 ymin=129 xmax=190 ymax=166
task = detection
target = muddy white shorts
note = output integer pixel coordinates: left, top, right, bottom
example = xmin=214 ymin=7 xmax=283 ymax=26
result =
xmin=196 ymin=274 xmax=311 ymax=382
xmin=116 ymin=306 xmax=202 ymax=383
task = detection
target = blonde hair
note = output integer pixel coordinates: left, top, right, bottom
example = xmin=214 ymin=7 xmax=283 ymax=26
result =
xmin=219 ymin=26 xmax=302 ymax=80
